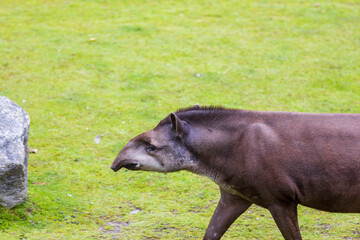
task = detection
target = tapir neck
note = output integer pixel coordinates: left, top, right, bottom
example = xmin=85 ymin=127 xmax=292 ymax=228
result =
xmin=185 ymin=115 xmax=250 ymax=182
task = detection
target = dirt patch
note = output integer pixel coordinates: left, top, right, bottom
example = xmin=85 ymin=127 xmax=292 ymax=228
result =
xmin=96 ymin=216 xmax=130 ymax=239
xmin=99 ymin=220 xmax=129 ymax=234
xmin=343 ymin=229 xmax=360 ymax=239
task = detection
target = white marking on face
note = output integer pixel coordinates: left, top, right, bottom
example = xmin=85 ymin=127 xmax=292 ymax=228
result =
xmin=126 ymin=147 xmax=166 ymax=172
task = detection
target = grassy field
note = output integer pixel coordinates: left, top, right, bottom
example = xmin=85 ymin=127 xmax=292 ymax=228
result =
xmin=1 ymin=0 xmax=360 ymax=239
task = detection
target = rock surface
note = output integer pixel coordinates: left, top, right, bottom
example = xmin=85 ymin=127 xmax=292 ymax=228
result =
xmin=0 ymin=96 xmax=30 ymax=208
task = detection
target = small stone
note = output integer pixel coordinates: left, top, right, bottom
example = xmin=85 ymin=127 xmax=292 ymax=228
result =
xmin=29 ymin=149 xmax=38 ymax=154
xmin=130 ymin=209 xmax=140 ymax=214
xmin=94 ymin=134 xmax=104 ymax=144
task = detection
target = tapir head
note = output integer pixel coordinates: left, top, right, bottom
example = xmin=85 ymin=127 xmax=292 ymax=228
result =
xmin=111 ymin=113 xmax=197 ymax=173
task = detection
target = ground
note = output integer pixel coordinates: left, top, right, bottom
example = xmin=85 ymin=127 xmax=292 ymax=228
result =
xmin=0 ymin=0 xmax=360 ymax=239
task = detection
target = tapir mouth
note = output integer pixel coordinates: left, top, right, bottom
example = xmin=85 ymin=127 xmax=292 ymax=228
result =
xmin=124 ymin=162 xmax=141 ymax=170
xmin=111 ymin=161 xmax=141 ymax=172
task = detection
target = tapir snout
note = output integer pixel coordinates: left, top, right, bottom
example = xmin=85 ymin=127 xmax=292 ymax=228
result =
xmin=111 ymin=143 xmax=143 ymax=172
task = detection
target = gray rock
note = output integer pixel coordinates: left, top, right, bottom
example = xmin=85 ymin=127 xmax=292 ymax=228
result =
xmin=0 ymin=96 xmax=30 ymax=208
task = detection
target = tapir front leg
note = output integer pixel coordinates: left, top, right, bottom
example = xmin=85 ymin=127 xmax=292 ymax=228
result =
xmin=203 ymin=188 xmax=252 ymax=240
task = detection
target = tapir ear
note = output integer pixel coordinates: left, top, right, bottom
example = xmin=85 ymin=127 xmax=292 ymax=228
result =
xmin=170 ymin=113 xmax=188 ymax=138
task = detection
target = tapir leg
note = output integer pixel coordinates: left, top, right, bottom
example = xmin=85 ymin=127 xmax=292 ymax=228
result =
xmin=203 ymin=188 xmax=252 ymax=240
xmin=268 ymin=203 xmax=302 ymax=240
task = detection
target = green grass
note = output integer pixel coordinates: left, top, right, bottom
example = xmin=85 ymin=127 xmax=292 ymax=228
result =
xmin=1 ymin=0 xmax=360 ymax=239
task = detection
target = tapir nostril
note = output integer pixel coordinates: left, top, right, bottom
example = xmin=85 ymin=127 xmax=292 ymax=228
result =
xmin=110 ymin=165 xmax=116 ymax=171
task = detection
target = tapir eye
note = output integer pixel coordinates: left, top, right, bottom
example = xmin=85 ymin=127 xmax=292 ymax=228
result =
xmin=145 ymin=145 xmax=156 ymax=152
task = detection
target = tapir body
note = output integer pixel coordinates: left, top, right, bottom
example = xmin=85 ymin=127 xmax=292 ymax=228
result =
xmin=111 ymin=106 xmax=360 ymax=240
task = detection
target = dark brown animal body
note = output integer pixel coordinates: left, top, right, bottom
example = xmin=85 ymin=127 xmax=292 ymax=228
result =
xmin=111 ymin=106 xmax=360 ymax=240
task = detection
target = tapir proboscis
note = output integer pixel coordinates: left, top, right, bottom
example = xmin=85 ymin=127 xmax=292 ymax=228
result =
xmin=111 ymin=106 xmax=360 ymax=240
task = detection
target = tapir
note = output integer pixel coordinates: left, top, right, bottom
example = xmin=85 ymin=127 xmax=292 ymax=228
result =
xmin=111 ymin=106 xmax=360 ymax=240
